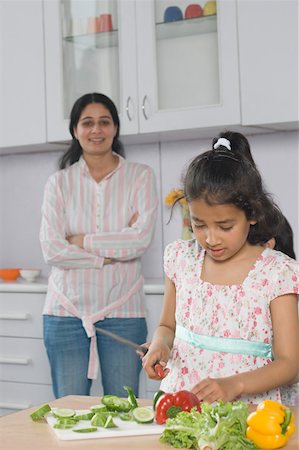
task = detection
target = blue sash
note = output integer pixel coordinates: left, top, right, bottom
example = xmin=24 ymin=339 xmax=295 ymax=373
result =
xmin=176 ymin=324 xmax=272 ymax=359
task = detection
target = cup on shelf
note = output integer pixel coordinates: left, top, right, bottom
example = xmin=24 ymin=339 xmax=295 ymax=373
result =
xmin=99 ymin=14 xmax=113 ymax=32
xmin=163 ymin=6 xmax=183 ymax=23
xmin=88 ymin=16 xmax=101 ymax=33
xmin=185 ymin=4 xmax=204 ymax=19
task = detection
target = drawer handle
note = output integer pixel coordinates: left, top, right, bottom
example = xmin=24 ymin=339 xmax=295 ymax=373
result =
xmin=0 ymin=313 xmax=30 ymax=320
xmin=0 ymin=401 xmax=31 ymax=410
xmin=0 ymin=357 xmax=32 ymax=365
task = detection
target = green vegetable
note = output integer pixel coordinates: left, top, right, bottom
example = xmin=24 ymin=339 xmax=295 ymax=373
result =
xmin=101 ymin=395 xmax=131 ymax=412
xmin=104 ymin=415 xmax=118 ymax=428
xmin=73 ymin=427 xmax=98 ymax=433
xmin=123 ymin=385 xmax=138 ymax=409
xmin=53 ymin=418 xmax=77 ymax=429
xmin=74 ymin=411 xmax=95 ymax=421
xmin=90 ymin=413 xmax=106 ymax=427
xmin=132 ymin=406 xmax=154 ymax=424
xmin=160 ymin=400 xmax=258 ymax=450
xmin=153 ymin=390 xmax=165 ymax=410
xmin=30 ymin=404 xmax=51 ymax=421
xmin=119 ymin=412 xmax=133 ymax=421
xmin=53 ymin=408 xmax=76 ymax=418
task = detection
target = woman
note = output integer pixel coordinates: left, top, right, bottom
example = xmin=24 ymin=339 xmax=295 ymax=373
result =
xmin=40 ymin=93 xmax=158 ymax=398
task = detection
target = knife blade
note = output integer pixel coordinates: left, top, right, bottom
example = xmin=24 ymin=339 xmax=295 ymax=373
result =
xmin=95 ymin=326 xmax=148 ymax=355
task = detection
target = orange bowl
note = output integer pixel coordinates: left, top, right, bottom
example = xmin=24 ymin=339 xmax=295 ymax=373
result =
xmin=0 ymin=268 xmax=20 ymax=281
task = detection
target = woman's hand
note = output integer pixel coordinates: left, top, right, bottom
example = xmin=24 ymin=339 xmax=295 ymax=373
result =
xmin=128 ymin=212 xmax=139 ymax=227
xmin=66 ymin=234 xmax=85 ymax=248
xmin=142 ymin=341 xmax=171 ymax=380
xmin=191 ymin=376 xmax=243 ymax=403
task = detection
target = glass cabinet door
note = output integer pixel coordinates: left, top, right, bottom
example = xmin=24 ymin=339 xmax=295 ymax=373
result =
xmin=44 ymin=0 xmax=138 ymax=142
xmin=136 ymin=0 xmax=240 ymax=133
xmin=61 ymin=0 xmax=120 ymax=119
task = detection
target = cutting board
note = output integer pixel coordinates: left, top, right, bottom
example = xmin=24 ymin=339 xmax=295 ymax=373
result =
xmin=46 ymin=409 xmax=165 ymax=441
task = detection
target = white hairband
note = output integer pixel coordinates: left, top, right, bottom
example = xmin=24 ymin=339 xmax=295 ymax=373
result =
xmin=213 ymin=137 xmax=231 ymax=151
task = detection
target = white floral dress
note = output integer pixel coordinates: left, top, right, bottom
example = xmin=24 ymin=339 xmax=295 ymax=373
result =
xmin=160 ymin=240 xmax=299 ymax=405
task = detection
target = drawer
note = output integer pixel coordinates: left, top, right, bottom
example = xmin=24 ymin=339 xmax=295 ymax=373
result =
xmin=0 ymin=336 xmax=51 ymax=384
xmin=0 ymin=380 xmax=54 ymax=416
xmin=0 ymin=292 xmax=45 ymax=338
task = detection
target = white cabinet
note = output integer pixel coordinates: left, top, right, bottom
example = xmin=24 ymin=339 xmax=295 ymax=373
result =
xmin=0 ymin=1 xmax=46 ymax=148
xmin=237 ymin=0 xmax=299 ymax=129
xmin=43 ymin=0 xmax=241 ymax=142
xmin=0 ymin=291 xmax=54 ymax=416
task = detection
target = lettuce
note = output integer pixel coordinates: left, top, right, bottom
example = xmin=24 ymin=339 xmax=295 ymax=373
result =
xmin=160 ymin=401 xmax=257 ymax=450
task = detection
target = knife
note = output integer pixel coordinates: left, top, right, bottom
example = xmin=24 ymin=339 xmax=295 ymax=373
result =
xmin=95 ymin=326 xmax=148 ymax=355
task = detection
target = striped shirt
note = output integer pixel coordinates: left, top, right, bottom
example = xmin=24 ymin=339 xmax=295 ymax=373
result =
xmin=40 ymin=155 xmax=158 ymax=378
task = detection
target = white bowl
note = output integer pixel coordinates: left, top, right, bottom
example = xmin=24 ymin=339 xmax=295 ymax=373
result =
xmin=20 ymin=269 xmax=41 ymax=282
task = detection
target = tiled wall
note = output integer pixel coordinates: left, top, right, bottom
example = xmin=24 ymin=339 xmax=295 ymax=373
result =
xmin=0 ymin=130 xmax=298 ymax=278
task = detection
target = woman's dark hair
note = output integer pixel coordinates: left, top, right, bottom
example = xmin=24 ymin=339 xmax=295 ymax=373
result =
xmin=183 ymin=131 xmax=285 ymax=246
xmin=59 ymin=93 xmax=125 ymax=169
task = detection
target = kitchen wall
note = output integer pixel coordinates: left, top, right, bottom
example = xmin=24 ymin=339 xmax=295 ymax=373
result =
xmin=0 ymin=129 xmax=298 ymax=279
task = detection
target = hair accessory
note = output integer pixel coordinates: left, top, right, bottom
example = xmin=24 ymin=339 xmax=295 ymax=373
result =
xmin=213 ymin=137 xmax=231 ymax=151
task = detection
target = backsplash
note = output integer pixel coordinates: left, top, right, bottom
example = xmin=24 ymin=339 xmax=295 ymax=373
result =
xmin=0 ymin=130 xmax=298 ymax=279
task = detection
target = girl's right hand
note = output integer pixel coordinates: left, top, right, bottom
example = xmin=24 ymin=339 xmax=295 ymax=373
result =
xmin=142 ymin=342 xmax=170 ymax=380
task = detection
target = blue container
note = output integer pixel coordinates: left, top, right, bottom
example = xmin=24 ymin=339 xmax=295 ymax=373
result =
xmin=164 ymin=6 xmax=183 ymax=23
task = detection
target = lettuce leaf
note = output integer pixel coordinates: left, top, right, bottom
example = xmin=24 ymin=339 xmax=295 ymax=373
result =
xmin=160 ymin=401 xmax=257 ymax=450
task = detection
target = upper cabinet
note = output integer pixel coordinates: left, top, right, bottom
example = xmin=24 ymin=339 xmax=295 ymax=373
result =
xmin=43 ymin=0 xmax=241 ymax=142
xmin=237 ymin=0 xmax=299 ymax=129
xmin=0 ymin=1 xmax=46 ymax=147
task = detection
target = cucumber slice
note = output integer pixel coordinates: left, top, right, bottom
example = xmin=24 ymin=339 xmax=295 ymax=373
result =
xmin=123 ymin=385 xmax=138 ymax=409
xmin=53 ymin=408 xmax=76 ymax=418
xmin=74 ymin=411 xmax=95 ymax=421
xmin=73 ymin=427 xmax=98 ymax=433
xmin=153 ymin=390 xmax=165 ymax=411
xmin=30 ymin=404 xmax=51 ymax=421
xmin=132 ymin=406 xmax=154 ymax=424
xmin=104 ymin=415 xmax=118 ymax=428
xmin=101 ymin=395 xmax=131 ymax=412
xmin=54 ymin=419 xmax=77 ymax=429
xmin=90 ymin=413 xmax=106 ymax=427
xmin=90 ymin=404 xmax=108 ymax=413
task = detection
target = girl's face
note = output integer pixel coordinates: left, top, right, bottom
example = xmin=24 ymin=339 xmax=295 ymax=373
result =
xmin=74 ymin=103 xmax=117 ymax=157
xmin=189 ymin=199 xmax=256 ymax=261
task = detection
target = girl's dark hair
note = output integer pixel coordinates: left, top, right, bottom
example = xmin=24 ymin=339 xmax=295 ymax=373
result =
xmin=184 ymin=131 xmax=285 ymax=246
xmin=59 ymin=93 xmax=125 ymax=169
xmin=270 ymin=216 xmax=296 ymax=259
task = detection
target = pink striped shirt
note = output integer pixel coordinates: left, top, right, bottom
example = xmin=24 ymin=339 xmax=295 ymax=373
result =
xmin=40 ymin=155 xmax=158 ymax=378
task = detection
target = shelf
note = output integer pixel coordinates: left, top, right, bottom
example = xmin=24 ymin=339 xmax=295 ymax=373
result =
xmin=156 ymin=14 xmax=217 ymax=40
xmin=63 ymin=15 xmax=217 ymax=49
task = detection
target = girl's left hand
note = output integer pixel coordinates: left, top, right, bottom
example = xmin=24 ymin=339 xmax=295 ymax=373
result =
xmin=66 ymin=234 xmax=85 ymax=248
xmin=191 ymin=376 xmax=243 ymax=403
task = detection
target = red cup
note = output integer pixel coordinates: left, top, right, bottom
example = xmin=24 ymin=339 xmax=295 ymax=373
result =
xmin=99 ymin=14 xmax=113 ymax=32
xmin=87 ymin=16 xmax=100 ymax=33
xmin=185 ymin=4 xmax=203 ymax=19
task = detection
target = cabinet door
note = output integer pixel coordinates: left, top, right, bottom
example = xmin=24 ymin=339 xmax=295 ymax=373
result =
xmin=0 ymin=0 xmax=46 ymax=147
xmin=43 ymin=0 xmax=139 ymax=142
xmin=135 ymin=0 xmax=240 ymax=134
xmin=237 ymin=0 xmax=299 ymax=128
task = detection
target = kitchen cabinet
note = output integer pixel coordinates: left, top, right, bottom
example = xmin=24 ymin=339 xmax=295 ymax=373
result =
xmin=43 ymin=0 xmax=241 ymax=142
xmin=237 ymin=0 xmax=299 ymax=129
xmin=0 ymin=1 xmax=46 ymax=148
xmin=0 ymin=282 xmax=164 ymax=415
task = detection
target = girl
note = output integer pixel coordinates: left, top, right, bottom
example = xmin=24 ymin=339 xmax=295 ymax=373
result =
xmin=143 ymin=133 xmax=299 ymax=405
xmin=40 ymin=93 xmax=158 ymax=398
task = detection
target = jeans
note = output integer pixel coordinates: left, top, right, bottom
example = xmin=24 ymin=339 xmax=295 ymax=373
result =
xmin=43 ymin=315 xmax=147 ymax=399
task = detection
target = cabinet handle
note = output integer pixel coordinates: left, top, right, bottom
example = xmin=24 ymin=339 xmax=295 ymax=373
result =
xmin=0 ymin=313 xmax=30 ymax=320
xmin=0 ymin=401 xmax=31 ymax=410
xmin=0 ymin=357 xmax=32 ymax=365
xmin=141 ymin=95 xmax=149 ymax=120
xmin=126 ymin=96 xmax=133 ymax=121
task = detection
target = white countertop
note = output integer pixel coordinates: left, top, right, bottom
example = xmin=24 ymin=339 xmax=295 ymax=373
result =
xmin=0 ymin=277 xmax=164 ymax=294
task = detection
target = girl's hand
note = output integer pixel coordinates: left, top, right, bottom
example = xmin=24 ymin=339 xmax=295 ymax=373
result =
xmin=66 ymin=234 xmax=85 ymax=248
xmin=191 ymin=376 xmax=243 ymax=403
xmin=142 ymin=342 xmax=170 ymax=380
xmin=129 ymin=212 xmax=139 ymax=227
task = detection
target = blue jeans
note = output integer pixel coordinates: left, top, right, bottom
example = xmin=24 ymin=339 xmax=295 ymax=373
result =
xmin=43 ymin=315 xmax=147 ymax=399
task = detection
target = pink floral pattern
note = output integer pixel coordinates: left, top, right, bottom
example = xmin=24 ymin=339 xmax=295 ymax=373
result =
xmin=160 ymin=240 xmax=299 ymax=405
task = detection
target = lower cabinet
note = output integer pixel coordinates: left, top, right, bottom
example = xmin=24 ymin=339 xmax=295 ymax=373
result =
xmin=0 ymin=290 xmax=164 ymax=415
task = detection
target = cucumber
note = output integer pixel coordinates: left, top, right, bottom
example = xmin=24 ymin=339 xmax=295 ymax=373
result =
xmin=101 ymin=395 xmax=131 ymax=412
xmin=74 ymin=411 xmax=95 ymax=421
xmin=104 ymin=415 xmax=118 ymax=428
xmin=73 ymin=427 xmax=98 ymax=433
xmin=132 ymin=406 xmax=154 ymax=424
xmin=53 ymin=408 xmax=76 ymax=418
xmin=30 ymin=404 xmax=51 ymax=421
xmin=90 ymin=413 xmax=106 ymax=427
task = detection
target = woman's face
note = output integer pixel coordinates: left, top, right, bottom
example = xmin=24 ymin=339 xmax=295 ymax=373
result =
xmin=74 ymin=103 xmax=117 ymax=157
xmin=189 ymin=199 xmax=256 ymax=262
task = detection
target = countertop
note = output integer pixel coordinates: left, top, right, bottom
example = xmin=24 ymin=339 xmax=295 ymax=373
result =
xmin=0 ymin=278 xmax=164 ymax=294
xmin=0 ymin=396 xmax=298 ymax=450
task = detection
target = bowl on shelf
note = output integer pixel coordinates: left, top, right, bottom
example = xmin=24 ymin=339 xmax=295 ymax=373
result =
xmin=0 ymin=268 xmax=21 ymax=281
xmin=185 ymin=4 xmax=203 ymax=19
xmin=20 ymin=269 xmax=41 ymax=282
xmin=164 ymin=6 xmax=183 ymax=23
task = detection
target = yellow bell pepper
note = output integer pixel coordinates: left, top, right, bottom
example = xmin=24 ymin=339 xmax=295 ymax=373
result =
xmin=246 ymin=400 xmax=295 ymax=449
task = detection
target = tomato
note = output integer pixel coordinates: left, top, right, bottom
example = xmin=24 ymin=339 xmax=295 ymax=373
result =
xmin=155 ymin=390 xmax=202 ymax=424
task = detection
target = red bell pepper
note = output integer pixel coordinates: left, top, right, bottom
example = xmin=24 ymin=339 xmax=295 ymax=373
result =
xmin=155 ymin=390 xmax=202 ymax=424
